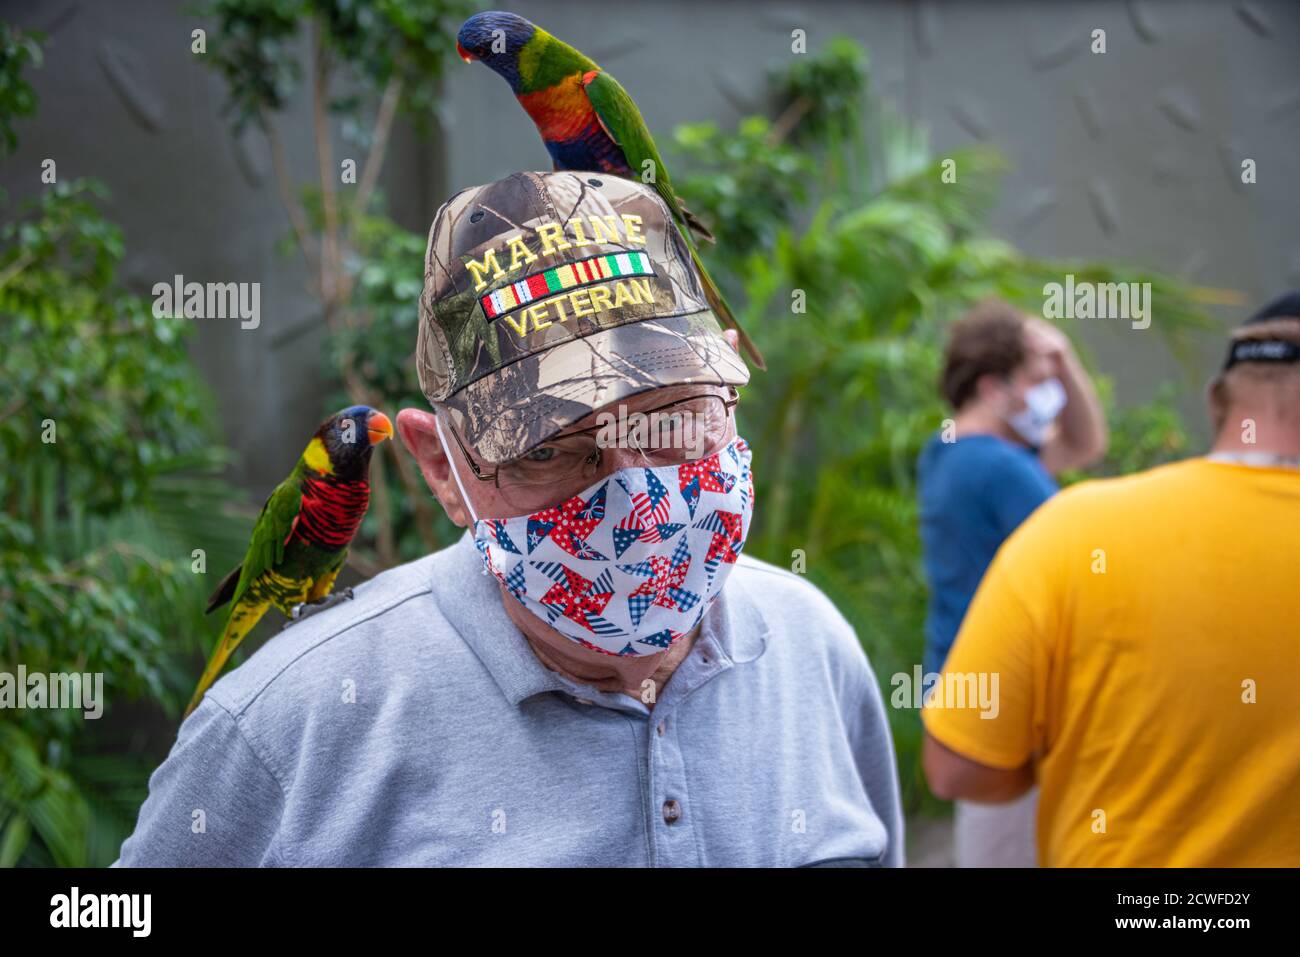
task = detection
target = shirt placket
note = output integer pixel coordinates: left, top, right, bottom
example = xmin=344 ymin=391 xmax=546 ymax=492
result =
xmin=643 ymin=631 xmax=732 ymax=867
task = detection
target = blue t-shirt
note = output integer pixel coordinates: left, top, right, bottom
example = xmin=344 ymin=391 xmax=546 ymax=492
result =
xmin=917 ymin=433 xmax=1057 ymax=677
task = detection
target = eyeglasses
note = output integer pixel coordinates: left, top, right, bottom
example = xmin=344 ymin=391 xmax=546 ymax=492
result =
xmin=447 ymin=387 xmax=740 ymax=512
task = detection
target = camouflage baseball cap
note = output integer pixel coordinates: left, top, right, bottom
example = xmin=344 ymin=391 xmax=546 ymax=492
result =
xmin=416 ymin=170 xmax=750 ymax=464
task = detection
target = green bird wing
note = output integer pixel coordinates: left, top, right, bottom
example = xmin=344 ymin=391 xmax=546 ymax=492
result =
xmin=227 ymin=473 xmax=304 ymax=610
xmin=582 ymin=71 xmax=692 ymax=233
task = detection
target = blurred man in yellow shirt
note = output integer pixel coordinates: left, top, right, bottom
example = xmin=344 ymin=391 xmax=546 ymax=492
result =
xmin=922 ymin=291 xmax=1300 ymax=866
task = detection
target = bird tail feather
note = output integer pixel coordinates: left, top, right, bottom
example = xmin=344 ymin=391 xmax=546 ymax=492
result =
xmin=183 ymin=598 xmax=269 ymax=719
xmin=687 ymin=242 xmax=767 ymax=371
xmin=680 ymin=202 xmax=716 ymax=245
xmin=205 ymin=563 xmax=242 ymax=614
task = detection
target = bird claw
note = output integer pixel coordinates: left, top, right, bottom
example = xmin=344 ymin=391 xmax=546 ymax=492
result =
xmin=283 ymin=587 xmax=355 ymax=629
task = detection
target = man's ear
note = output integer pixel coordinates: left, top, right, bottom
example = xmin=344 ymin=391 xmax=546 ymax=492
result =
xmin=395 ymin=407 xmax=470 ymax=527
xmin=1205 ymin=373 xmax=1229 ymax=437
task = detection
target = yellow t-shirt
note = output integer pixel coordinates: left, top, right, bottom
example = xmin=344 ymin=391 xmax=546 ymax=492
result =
xmin=922 ymin=457 xmax=1300 ymax=867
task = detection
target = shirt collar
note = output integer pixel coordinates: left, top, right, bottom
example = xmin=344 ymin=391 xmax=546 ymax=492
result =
xmin=433 ymin=528 xmax=770 ymax=711
xmin=1206 ymin=451 xmax=1300 ymax=471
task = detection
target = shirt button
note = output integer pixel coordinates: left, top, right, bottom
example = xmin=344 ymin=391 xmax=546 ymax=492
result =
xmin=656 ymin=721 xmax=665 ymax=736
xmin=662 ymin=799 xmax=682 ymax=824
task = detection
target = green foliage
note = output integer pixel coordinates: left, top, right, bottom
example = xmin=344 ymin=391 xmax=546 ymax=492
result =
xmin=773 ymin=35 xmax=867 ymax=148
xmin=196 ymin=0 xmax=303 ymax=126
xmin=1 ymin=162 xmax=246 ymax=860
xmin=198 ymin=0 xmax=473 ymax=133
xmin=672 ymin=118 xmax=812 ymax=262
xmin=674 ymin=39 xmax=1207 ymax=814
xmin=0 ymin=23 xmax=41 ymax=157
xmin=2 ymin=183 xmax=213 ymax=512
xmin=1092 ymin=385 xmax=1190 ymax=478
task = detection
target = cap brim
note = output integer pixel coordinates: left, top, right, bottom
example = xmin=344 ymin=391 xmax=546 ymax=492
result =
xmin=441 ymin=309 xmax=750 ymax=464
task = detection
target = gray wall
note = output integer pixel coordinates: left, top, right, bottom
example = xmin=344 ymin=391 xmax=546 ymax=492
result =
xmin=4 ymin=0 xmax=1298 ymax=489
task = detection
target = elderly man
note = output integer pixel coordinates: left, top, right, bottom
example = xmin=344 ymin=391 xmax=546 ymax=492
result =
xmin=115 ymin=171 xmax=903 ymax=867
xmin=922 ymin=290 xmax=1300 ymax=866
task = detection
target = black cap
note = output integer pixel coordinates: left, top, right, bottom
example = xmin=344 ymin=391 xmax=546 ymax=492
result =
xmin=1244 ymin=290 xmax=1300 ymax=326
xmin=1223 ymin=289 xmax=1300 ymax=370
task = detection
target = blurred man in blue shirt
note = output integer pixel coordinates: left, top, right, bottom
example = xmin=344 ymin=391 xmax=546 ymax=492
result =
xmin=917 ymin=299 xmax=1107 ymax=866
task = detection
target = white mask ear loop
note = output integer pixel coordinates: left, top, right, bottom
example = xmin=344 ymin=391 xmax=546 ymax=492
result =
xmin=434 ymin=410 xmax=481 ymax=526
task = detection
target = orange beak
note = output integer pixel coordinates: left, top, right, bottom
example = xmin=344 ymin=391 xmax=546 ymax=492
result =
xmin=456 ymin=41 xmax=475 ymax=63
xmin=366 ymin=411 xmax=394 ymax=446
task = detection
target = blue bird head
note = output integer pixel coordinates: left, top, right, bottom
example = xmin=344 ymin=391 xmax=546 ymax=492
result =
xmin=457 ymin=11 xmax=537 ymax=92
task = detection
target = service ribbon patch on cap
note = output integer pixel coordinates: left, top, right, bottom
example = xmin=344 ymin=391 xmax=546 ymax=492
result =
xmin=481 ymin=251 xmax=655 ymax=320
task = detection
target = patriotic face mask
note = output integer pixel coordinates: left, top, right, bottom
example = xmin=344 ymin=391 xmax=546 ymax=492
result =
xmin=438 ymin=416 xmax=755 ymax=657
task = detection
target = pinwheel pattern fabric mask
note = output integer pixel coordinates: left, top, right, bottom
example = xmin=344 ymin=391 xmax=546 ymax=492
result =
xmin=470 ymin=437 xmax=755 ymax=657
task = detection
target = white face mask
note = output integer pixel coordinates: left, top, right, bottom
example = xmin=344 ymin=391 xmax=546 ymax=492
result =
xmin=1005 ymin=376 xmax=1066 ymax=446
xmin=435 ymin=412 xmax=755 ymax=657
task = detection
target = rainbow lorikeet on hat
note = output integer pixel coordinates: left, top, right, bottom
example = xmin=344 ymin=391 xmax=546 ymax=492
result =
xmin=183 ymin=406 xmax=393 ymax=719
xmin=456 ymin=11 xmax=766 ymax=370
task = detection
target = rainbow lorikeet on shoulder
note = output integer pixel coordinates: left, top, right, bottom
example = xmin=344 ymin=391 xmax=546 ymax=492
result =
xmin=456 ymin=10 xmax=766 ymax=371
xmin=183 ymin=406 xmax=393 ymax=719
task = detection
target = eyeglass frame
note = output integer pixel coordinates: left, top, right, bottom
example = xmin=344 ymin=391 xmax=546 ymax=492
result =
xmin=444 ymin=385 xmax=741 ymax=489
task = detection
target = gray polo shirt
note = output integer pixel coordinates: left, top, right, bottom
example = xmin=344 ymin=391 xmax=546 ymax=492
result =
xmin=114 ymin=530 xmax=904 ymax=867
